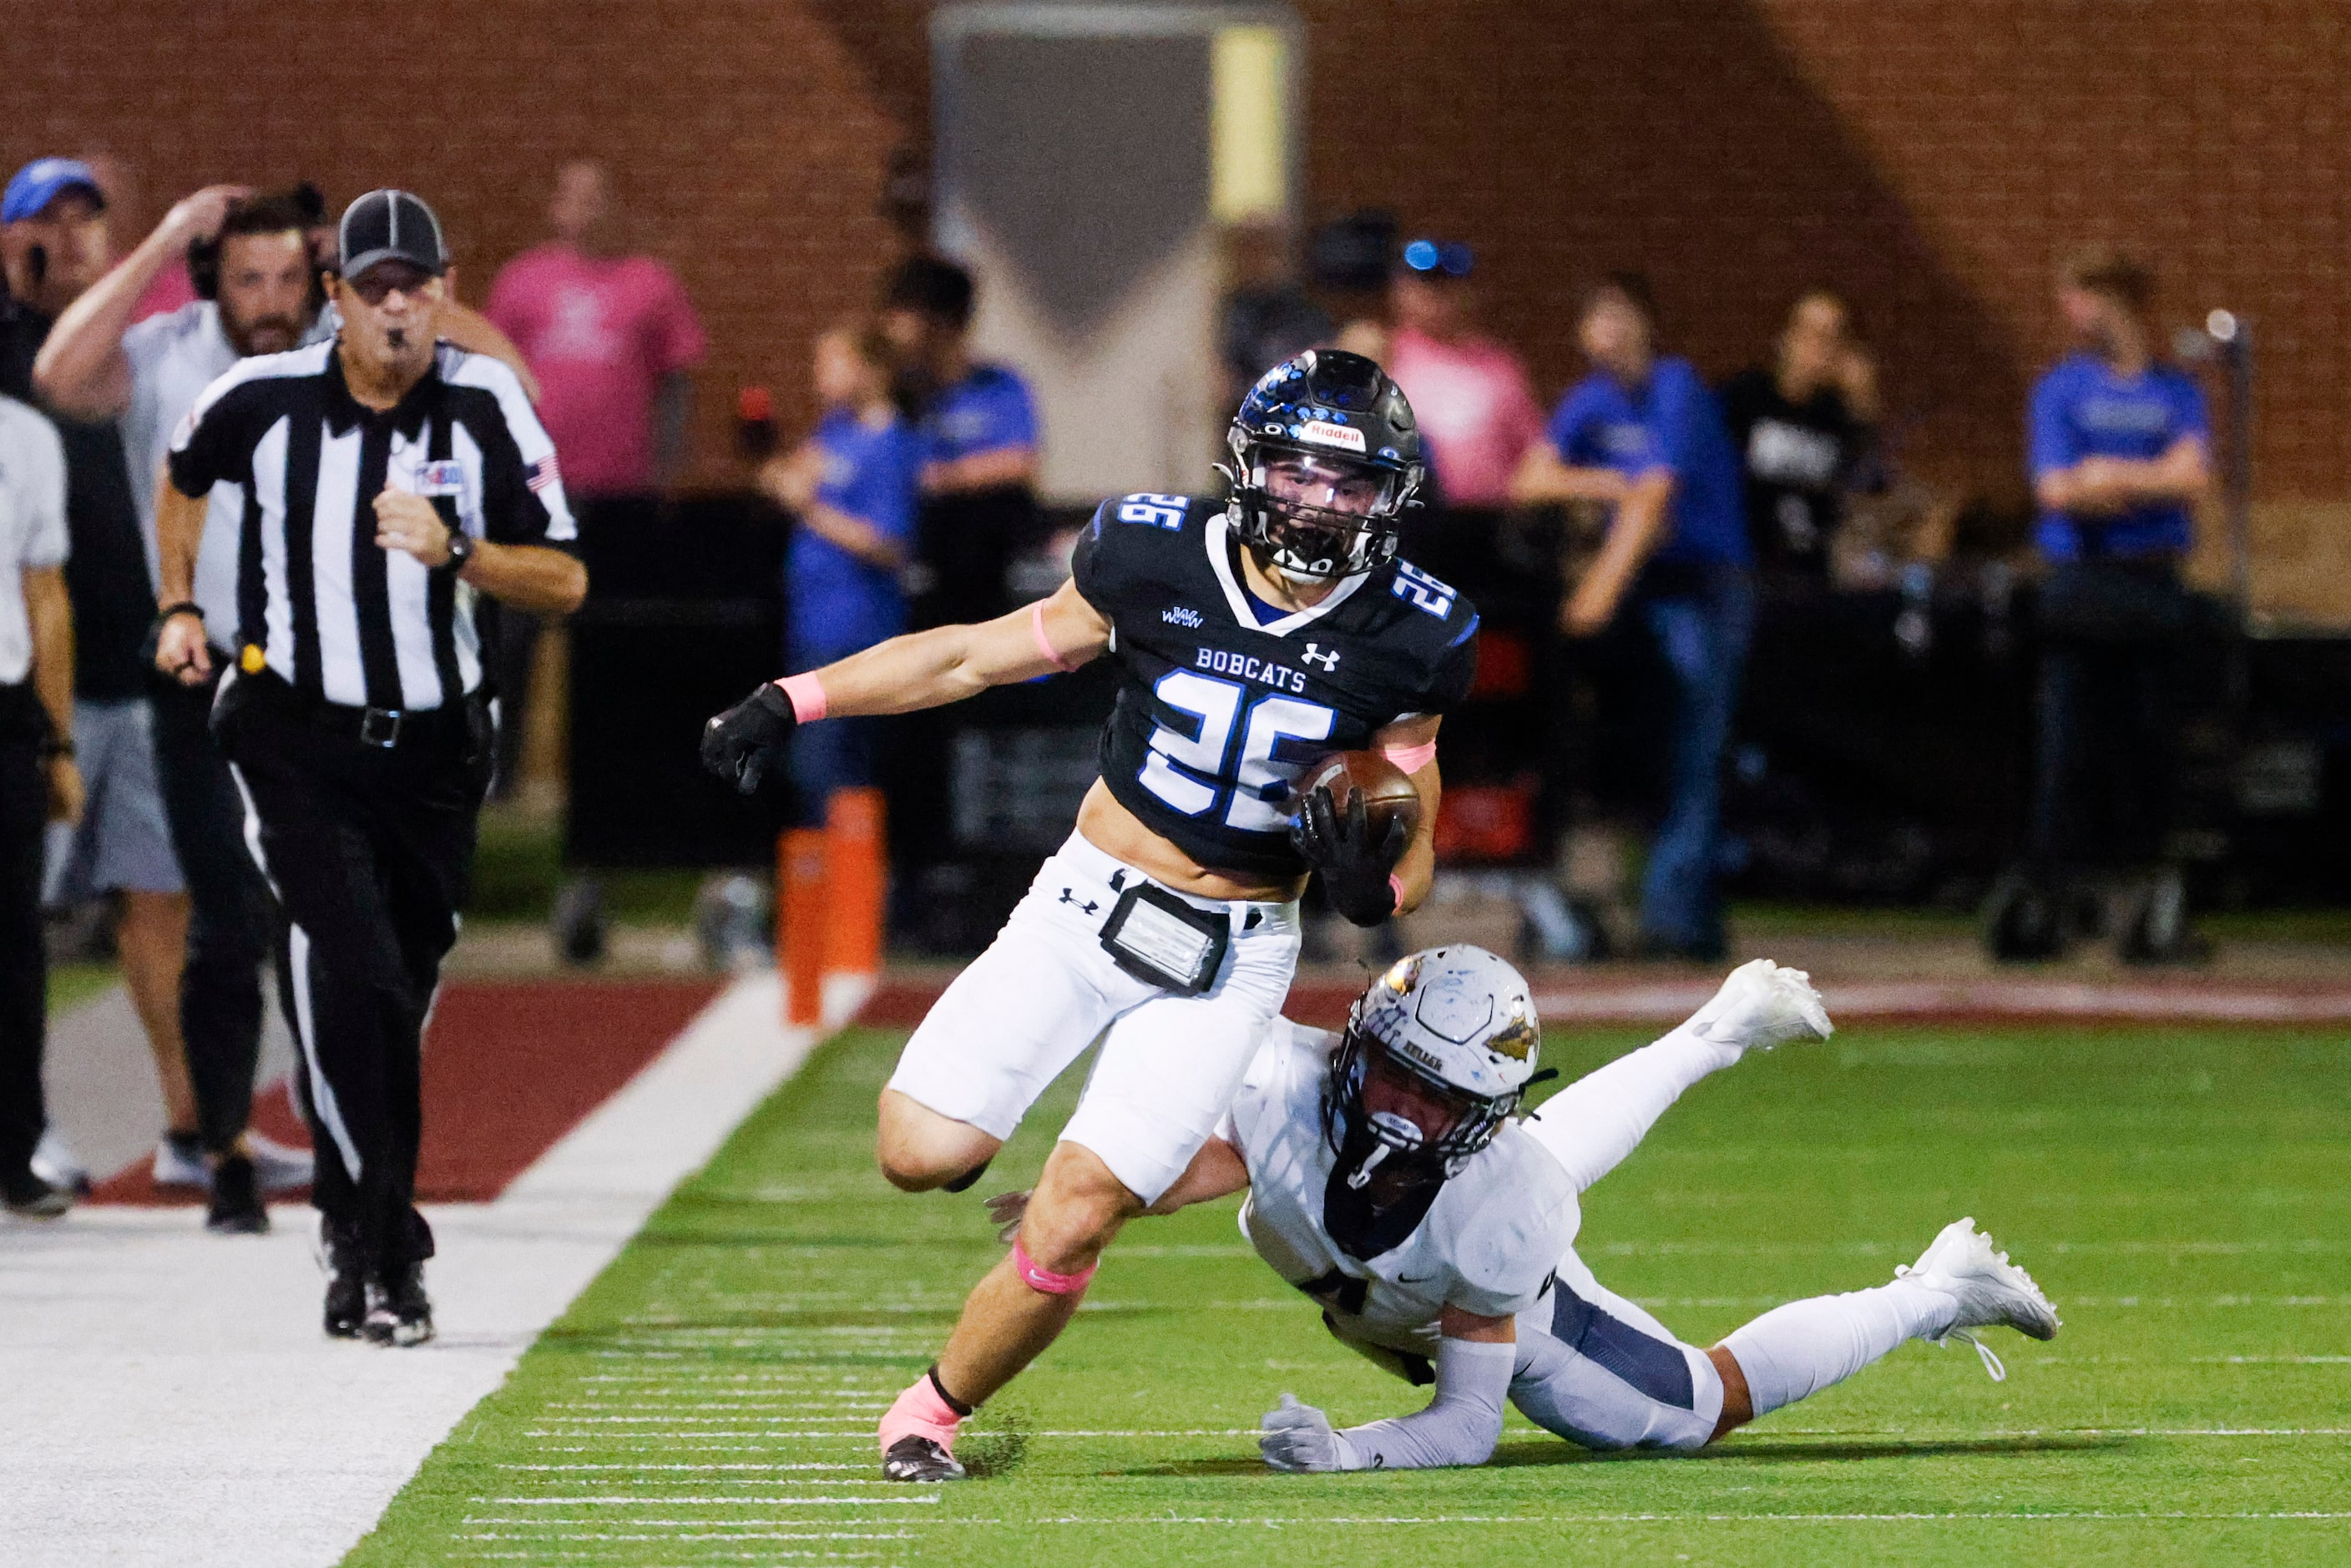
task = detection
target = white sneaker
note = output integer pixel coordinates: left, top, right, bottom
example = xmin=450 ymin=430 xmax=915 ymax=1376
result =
xmin=154 ymin=1135 xmax=209 ymax=1190
xmin=245 ymin=1132 xmax=315 ymax=1194
xmin=31 ymin=1128 xmax=91 ymax=1196
xmin=1686 ymin=959 xmax=1834 ymax=1053
xmin=1896 ymin=1216 xmax=2061 ymax=1380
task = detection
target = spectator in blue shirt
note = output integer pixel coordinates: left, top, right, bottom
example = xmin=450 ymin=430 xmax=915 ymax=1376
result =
xmin=1513 ymin=273 xmax=1754 ymax=960
xmin=1990 ymin=246 xmax=2214 ymax=964
xmin=877 ymin=255 xmax=1042 ymax=887
xmin=758 ymin=321 xmax=921 ymax=826
xmin=880 ymin=255 xmax=1039 ymax=630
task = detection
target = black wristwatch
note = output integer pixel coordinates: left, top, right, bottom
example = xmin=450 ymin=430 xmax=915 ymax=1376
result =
xmin=440 ymin=530 xmax=476 ymax=575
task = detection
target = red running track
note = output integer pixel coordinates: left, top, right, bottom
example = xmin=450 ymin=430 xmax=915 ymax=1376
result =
xmin=94 ymin=979 xmax=721 ymax=1206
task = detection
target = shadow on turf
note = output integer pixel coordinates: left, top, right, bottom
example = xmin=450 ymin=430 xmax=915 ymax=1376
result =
xmin=1123 ymin=1434 xmax=2127 ymax=1479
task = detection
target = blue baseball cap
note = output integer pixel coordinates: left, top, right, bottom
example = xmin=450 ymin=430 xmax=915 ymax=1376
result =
xmin=1401 ymin=237 xmax=1474 ymax=279
xmin=3 ymin=158 xmax=106 ymax=225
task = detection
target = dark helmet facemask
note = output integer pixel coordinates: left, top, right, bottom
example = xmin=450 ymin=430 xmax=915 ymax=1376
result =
xmin=1223 ymin=348 xmax=1425 ymax=580
xmin=1321 ymin=1029 xmax=1517 ymax=1191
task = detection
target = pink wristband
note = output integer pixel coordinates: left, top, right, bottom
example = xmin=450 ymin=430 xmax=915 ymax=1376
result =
xmin=1031 ymin=599 xmax=1081 ymax=673
xmin=1389 ymin=873 xmax=1407 ymax=913
xmin=1381 ymin=740 xmax=1438 ymax=775
xmin=1011 ymin=1235 xmax=1098 ymax=1296
xmin=774 ymin=671 xmax=827 ymax=723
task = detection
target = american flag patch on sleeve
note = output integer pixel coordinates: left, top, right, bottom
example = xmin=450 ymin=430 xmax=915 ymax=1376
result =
xmin=527 ymin=454 xmax=559 ymax=495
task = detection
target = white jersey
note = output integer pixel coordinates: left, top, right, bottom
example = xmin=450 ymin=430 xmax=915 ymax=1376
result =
xmin=1226 ymin=1019 xmax=1578 ymax=1363
xmin=119 ymin=300 xmax=336 ymax=635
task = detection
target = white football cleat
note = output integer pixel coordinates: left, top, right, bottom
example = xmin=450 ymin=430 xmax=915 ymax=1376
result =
xmin=1896 ymin=1216 xmax=2060 ymax=1380
xmin=1686 ymin=959 xmax=1833 ymax=1054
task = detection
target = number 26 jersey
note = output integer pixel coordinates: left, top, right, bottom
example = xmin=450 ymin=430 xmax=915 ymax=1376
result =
xmin=1069 ymin=493 xmax=1479 ymax=880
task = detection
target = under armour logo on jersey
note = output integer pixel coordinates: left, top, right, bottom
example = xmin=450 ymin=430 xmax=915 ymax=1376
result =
xmin=1058 ymin=888 xmax=1100 ymax=917
xmin=1302 ymin=643 xmax=1341 ymax=671
xmin=1162 ymin=605 xmax=1204 ymax=629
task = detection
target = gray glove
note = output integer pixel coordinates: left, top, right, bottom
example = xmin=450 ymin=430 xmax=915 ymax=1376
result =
xmin=1259 ymin=1393 xmax=1362 ymax=1473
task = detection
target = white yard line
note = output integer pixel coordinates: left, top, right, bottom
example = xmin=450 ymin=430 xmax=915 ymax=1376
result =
xmin=0 ymin=972 xmax=858 ymax=1568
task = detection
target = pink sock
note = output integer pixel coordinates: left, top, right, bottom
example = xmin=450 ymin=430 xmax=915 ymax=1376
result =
xmin=878 ymin=1368 xmax=968 ymax=1455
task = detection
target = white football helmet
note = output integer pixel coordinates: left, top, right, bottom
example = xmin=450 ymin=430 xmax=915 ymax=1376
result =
xmin=1324 ymin=945 xmax=1542 ymax=1177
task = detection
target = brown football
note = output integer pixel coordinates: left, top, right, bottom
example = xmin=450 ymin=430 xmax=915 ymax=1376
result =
xmin=1292 ymin=749 xmax=1422 ymax=840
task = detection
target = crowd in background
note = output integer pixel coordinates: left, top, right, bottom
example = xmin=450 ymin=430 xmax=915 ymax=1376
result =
xmin=0 ymin=145 xmax=2217 ymax=1217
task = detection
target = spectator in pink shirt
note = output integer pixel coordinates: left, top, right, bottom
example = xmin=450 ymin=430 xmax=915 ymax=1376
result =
xmin=1344 ymin=240 xmax=1545 ymax=509
xmin=485 ymin=160 xmax=705 ymax=498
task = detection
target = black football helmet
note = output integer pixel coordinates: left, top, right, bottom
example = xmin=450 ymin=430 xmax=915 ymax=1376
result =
xmin=1224 ymin=349 xmax=1425 ymax=579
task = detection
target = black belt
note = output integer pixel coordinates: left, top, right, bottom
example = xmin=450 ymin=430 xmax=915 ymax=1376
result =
xmin=235 ymin=668 xmax=480 ymax=750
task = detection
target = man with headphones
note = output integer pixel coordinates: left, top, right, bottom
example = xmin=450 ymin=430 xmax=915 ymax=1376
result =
xmin=29 ymin=180 xmax=323 ymax=1228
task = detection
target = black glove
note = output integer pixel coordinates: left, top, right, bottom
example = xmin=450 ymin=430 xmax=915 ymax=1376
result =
xmin=700 ymin=682 xmax=798 ymax=795
xmin=1290 ymin=783 xmax=1409 ymax=928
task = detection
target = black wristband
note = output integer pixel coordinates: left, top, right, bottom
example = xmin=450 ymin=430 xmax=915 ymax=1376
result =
xmin=38 ymin=736 xmax=73 ymax=761
xmin=156 ymin=601 xmax=204 ymax=626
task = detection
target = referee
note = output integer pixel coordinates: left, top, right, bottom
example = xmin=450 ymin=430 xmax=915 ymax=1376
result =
xmin=152 ymin=190 xmax=585 ymax=1344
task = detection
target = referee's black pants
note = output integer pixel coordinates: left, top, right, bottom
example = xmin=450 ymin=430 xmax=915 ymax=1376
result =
xmin=217 ymin=672 xmax=491 ymax=1270
xmin=150 ymin=663 xmax=272 ymax=1157
xmin=0 ymin=682 xmax=49 ymax=1186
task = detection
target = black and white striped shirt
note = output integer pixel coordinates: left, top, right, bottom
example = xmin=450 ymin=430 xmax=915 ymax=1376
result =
xmin=166 ymin=339 xmax=574 ymax=711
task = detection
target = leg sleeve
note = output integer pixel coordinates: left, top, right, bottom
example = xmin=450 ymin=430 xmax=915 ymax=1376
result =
xmin=1718 ymin=1279 xmax=1957 ymax=1419
xmin=1521 ymin=1026 xmax=1739 ymax=1192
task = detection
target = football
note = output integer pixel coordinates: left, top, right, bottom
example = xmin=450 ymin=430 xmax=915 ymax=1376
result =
xmin=1292 ymin=749 xmax=1422 ymax=842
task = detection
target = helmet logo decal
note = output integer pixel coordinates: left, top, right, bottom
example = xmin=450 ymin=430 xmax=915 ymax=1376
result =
xmin=1298 ymin=418 xmax=1368 ymax=453
xmin=1487 ymin=1009 xmax=1539 ymax=1063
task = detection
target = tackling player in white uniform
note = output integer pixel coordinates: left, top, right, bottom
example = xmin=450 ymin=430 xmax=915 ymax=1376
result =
xmin=1027 ymin=948 xmax=2059 ymax=1470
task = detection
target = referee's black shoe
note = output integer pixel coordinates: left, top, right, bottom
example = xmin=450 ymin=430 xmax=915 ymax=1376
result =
xmin=205 ymin=1154 xmax=270 ymax=1235
xmin=3 ymin=1168 xmax=72 ymax=1219
xmin=364 ymin=1262 xmax=435 ymax=1348
xmin=320 ymin=1218 xmax=367 ymax=1338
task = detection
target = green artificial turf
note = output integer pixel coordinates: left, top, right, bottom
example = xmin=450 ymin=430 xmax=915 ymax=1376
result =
xmin=349 ymin=1020 xmax=2351 ymax=1567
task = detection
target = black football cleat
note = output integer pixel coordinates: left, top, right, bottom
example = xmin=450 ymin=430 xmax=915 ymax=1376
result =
xmin=3 ymin=1167 xmax=72 ymax=1219
xmin=363 ymin=1261 xmax=434 ymax=1347
xmin=205 ymin=1154 xmax=270 ymax=1235
xmin=882 ymin=1435 xmax=966 ymax=1482
xmin=319 ymin=1219 xmax=367 ymax=1338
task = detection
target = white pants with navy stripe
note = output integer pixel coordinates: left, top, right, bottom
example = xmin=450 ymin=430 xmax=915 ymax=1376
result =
xmin=1506 ymin=1243 xmax=1726 ymax=1451
xmin=885 ymin=831 xmax=1301 ymax=1206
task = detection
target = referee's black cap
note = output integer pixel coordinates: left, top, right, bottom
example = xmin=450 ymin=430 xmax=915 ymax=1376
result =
xmin=336 ymin=189 xmax=447 ymax=279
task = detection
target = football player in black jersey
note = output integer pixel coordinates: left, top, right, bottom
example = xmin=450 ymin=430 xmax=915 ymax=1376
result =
xmin=703 ymin=349 xmax=1479 ymax=1481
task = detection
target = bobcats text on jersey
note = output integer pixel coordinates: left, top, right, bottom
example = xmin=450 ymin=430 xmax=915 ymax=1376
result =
xmin=1069 ymin=493 xmax=1479 ymax=880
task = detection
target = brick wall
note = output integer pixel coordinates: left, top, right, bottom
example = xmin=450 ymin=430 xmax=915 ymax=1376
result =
xmin=3 ymin=0 xmax=928 ymax=486
xmin=7 ymin=2 xmax=2343 ymax=592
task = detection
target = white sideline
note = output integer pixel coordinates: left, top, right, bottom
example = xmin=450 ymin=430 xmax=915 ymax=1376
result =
xmin=0 ymin=971 xmax=861 ymax=1568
